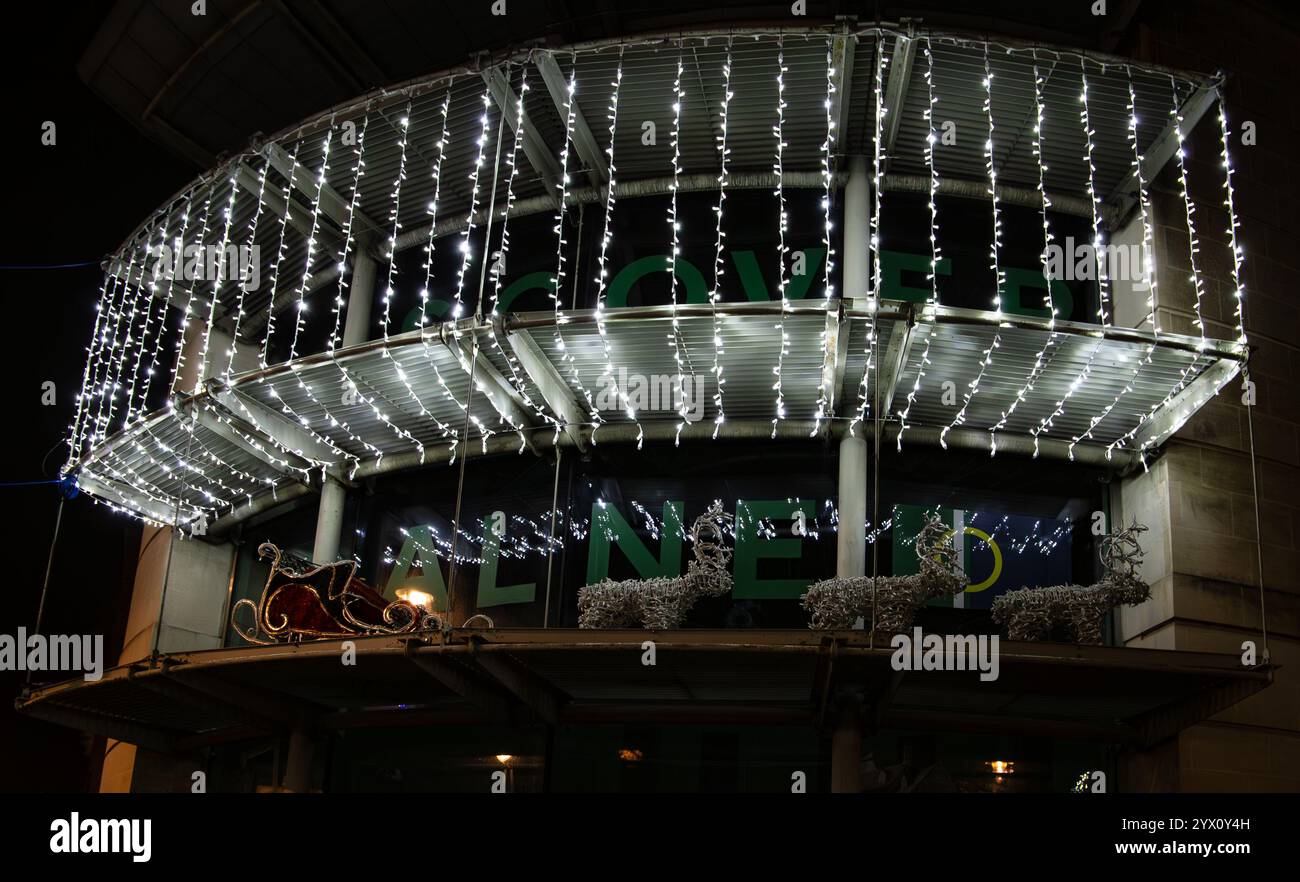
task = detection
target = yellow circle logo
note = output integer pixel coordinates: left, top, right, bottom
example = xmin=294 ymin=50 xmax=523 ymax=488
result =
xmin=937 ymin=526 xmax=1003 ymax=593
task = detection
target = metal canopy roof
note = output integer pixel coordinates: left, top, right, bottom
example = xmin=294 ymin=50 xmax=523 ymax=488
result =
xmin=17 ymin=630 xmax=1274 ymax=754
xmin=74 ymin=301 xmax=1242 ymax=530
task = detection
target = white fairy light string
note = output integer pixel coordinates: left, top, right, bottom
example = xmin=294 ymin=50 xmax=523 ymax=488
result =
xmin=1103 ymin=73 xmax=1219 ymax=460
xmin=259 ymin=143 xmax=297 ymax=369
xmin=983 ymin=42 xmax=1006 ymax=316
xmin=122 ymin=223 xmax=170 ymax=426
xmin=101 ymin=237 xmax=153 ymax=439
xmin=1069 ymin=67 xmax=1162 ymax=458
xmin=1079 ymin=58 xmax=1110 ymax=327
xmin=849 ymin=38 xmax=888 ymax=436
xmin=289 ymin=125 xmax=332 ymax=361
xmin=664 ymin=46 xmax=693 ymax=445
xmin=592 ymin=46 xmax=645 ymax=447
xmin=66 ymin=271 xmax=116 ymax=469
xmin=453 ymin=85 xmax=494 ymax=322
xmin=225 ymin=158 xmax=270 ymax=379
xmin=1169 ymin=73 xmax=1208 ymax=350
xmin=79 ymin=265 xmax=126 ymax=452
xmin=409 ymin=88 xmax=491 ymax=459
xmin=198 ymin=173 xmax=240 ymax=379
xmin=1216 ymin=85 xmax=1248 ymax=348
xmin=137 ymin=191 xmax=193 ymax=415
xmin=770 ymin=35 xmax=790 ymax=439
xmin=708 ymin=40 xmax=734 ymax=441
xmin=1027 ymin=56 xmax=1122 ymax=459
xmin=989 ymin=49 xmax=1061 ymax=455
xmin=550 ymin=54 xmax=601 ymax=428
xmin=940 ymin=333 xmax=1002 ymax=449
xmin=810 ymin=35 xmax=836 ymax=438
xmin=896 ymin=38 xmax=942 ymax=451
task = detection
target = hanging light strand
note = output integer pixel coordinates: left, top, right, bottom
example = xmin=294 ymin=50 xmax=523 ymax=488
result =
xmin=225 ymin=158 xmax=270 ymax=379
xmin=849 ymin=38 xmax=889 ymax=436
xmin=897 ymin=38 xmax=942 ymax=451
xmin=1216 ymin=85 xmax=1249 ymax=348
xmin=1080 ymin=58 xmax=1110 ymax=327
xmin=1170 ymin=74 xmax=1208 ymax=350
xmin=989 ymin=49 xmax=1061 ymax=455
xmin=771 ymin=35 xmax=790 ymax=439
xmin=984 ymin=42 xmax=1006 ymax=315
xmin=551 ymin=53 xmax=601 ymax=430
xmin=708 ymin=41 xmax=734 ymax=441
xmin=810 ymin=36 xmax=836 ymax=438
xmin=592 ymin=46 xmax=645 ymax=447
xmin=667 ymin=46 xmax=692 ymax=445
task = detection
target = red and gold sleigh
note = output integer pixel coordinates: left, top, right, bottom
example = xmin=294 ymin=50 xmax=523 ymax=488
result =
xmin=232 ymin=543 xmax=441 ymax=644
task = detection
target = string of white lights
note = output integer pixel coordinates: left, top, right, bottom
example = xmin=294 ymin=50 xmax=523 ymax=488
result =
xmin=551 ymin=54 xmax=601 ymax=429
xmin=290 ymin=126 xmax=332 ymax=360
xmin=984 ymin=42 xmax=1006 ymax=316
xmin=259 ymin=143 xmax=297 ymax=369
xmin=1068 ymin=68 xmax=1162 ymax=458
xmin=225 ymin=160 xmax=270 ymax=379
xmin=988 ymin=49 xmax=1061 ymax=455
xmin=196 ymin=173 xmax=240 ymax=387
xmin=453 ymin=86 xmax=494 ymax=321
xmin=122 ymin=222 xmax=172 ymax=426
xmin=1216 ymin=85 xmax=1248 ymax=348
xmin=1103 ymin=73 xmax=1217 ymax=460
xmin=477 ymin=68 xmax=539 ymax=452
xmin=667 ymin=47 xmax=691 ymax=446
xmin=100 ymin=236 xmax=153 ymax=441
xmin=591 ymin=47 xmax=646 ymax=448
xmin=708 ymin=41 xmax=734 ymax=441
xmin=1169 ymin=74 xmax=1208 ymax=350
xmin=136 ymin=191 xmax=193 ymax=417
xmin=896 ymin=38 xmax=942 ymax=451
xmin=849 ymin=38 xmax=888 ymax=436
xmin=771 ymin=36 xmax=790 ymax=439
xmin=79 ymin=264 xmax=129 ymax=454
xmin=940 ymin=334 xmax=1002 ymax=449
xmin=332 ymin=112 xmax=370 ymax=355
xmin=810 ymin=36 xmax=836 ymax=439
xmin=66 ymin=271 xmax=116 ymax=469
xmin=422 ymin=85 xmax=504 ymax=458
xmin=1080 ymin=58 xmax=1110 ymax=327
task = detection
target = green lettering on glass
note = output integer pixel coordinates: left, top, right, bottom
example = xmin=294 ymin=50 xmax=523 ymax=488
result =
xmin=733 ymin=499 xmax=815 ymax=599
xmin=387 ymin=526 xmax=449 ymax=608
xmin=880 ymin=250 xmax=951 ymax=301
xmin=586 ymin=501 xmax=684 ymax=583
xmin=733 ymin=248 xmax=824 ymax=301
xmin=607 ymin=256 xmax=708 ymax=307
xmin=477 ymin=515 xmax=535 ymax=607
xmin=1001 ymin=267 xmax=1073 ymax=320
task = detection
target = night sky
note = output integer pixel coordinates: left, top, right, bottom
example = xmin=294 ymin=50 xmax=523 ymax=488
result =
xmin=0 ymin=6 xmax=194 ymax=792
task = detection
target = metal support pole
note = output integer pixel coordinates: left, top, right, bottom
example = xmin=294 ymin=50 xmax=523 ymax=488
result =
xmin=842 ymin=156 xmax=871 ymax=305
xmin=342 ymin=250 xmax=377 ymax=348
xmin=312 ymin=476 xmax=347 ymax=564
xmin=837 ymin=435 xmax=868 ymax=579
xmin=309 ymin=248 xmax=376 ymax=564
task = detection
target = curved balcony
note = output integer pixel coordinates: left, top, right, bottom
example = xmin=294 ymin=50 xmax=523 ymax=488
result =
xmin=65 ymin=24 xmax=1248 ymax=531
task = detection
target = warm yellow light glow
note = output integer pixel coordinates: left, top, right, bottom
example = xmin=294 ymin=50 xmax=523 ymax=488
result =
xmin=495 ymin=754 xmax=513 ymax=765
xmin=988 ymin=760 xmax=1015 ymax=775
xmin=618 ymin=748 xmax=644 ymax=762
xmin=396 ymin=588 xmax=435 ymax=612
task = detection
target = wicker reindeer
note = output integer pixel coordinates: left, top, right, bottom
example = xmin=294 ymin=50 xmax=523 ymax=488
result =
xmin=991 ymin=522 xmax=1149 ymax=644
xmin=578 ymin=502 xmax=734 ymax=629
xmin=802 ymin=515 xmax=967 ymax=635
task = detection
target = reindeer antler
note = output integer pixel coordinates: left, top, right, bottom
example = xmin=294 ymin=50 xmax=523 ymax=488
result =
xmin=1099 ymin=521 xmax=1147 ymax=577
xmin=914 ymin=514 xmax=963 ymax=577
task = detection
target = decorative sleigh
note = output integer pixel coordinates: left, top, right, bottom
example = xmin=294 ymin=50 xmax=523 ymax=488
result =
xmin=232 ymin=543 xmax=440 ymax=645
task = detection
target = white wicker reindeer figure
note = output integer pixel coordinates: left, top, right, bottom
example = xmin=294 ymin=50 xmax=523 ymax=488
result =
xmin=578 ymin=502 xmax=734 ymax=629
xmin=991 ymin=522 xmax=1149 ymax=644
xmin=802 ymin=515 xmax=967 ymax=635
